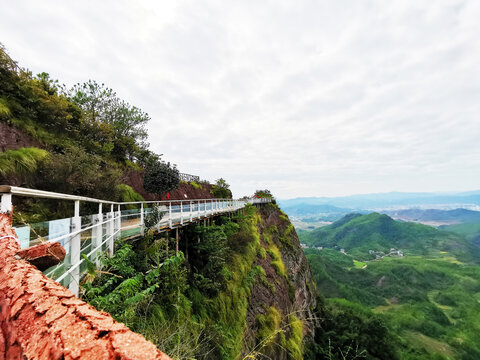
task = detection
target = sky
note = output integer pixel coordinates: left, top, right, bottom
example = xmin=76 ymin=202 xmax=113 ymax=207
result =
xmin=1 ymin=0 xmax=480 ymax=198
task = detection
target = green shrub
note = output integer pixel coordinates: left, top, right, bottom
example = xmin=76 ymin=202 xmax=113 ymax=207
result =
xmin=267 ymin=245 xmax=286 ymax=277
xmin=0 ymin=97 xmax=11 ymax=118
xmin=36 ymin=144 xmax=121 ymax=200
xmin=254 ymin=189 xmax=274 ymax=199
xmin=117 ymin=184 xmax=144 ymax=209
xmin=286 ymin=315 xmax=303 ymax=360
xmin=190 ymin=181 xmax=202 ymax=190
xmin=256 ymin=307 xmax=282 ymax=347
xmin=143 ymin=159 xmax=180 ymax=195
xmin=0 ymin=147 xmax=49 ymax=177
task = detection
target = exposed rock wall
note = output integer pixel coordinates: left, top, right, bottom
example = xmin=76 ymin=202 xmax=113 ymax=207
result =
xmin=243 ymin=203 xmax=316 ymax=359
xmin=0 ymin=213 xmax=171 ymax=360
xmin=0 ymin=122 xmax=43 ymax=152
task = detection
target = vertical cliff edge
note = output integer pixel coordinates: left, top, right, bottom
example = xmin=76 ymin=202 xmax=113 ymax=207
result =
xmin=241 ymin=202 xmax=317 ymax=359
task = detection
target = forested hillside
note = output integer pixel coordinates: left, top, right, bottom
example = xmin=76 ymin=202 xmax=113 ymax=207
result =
xmin=0 ymin=43 xmax=183 ymax=221
xmin=302 ymin=214 xmax=480 ymax=359
xmin=302 ymin=213 xmax=479 ymax=263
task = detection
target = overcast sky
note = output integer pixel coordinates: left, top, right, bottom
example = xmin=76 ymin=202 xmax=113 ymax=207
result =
xmin=1 ymin=0 xmax=480 ymax=198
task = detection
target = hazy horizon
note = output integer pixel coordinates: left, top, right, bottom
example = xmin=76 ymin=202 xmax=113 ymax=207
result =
xmin=2 ymin=0 xmax=479 ymax=198
xmin=278 ymin=188 xmax=480 ymax=200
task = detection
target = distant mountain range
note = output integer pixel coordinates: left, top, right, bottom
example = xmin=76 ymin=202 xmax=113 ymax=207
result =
xmin=278 ymin=190 xmax=480 ymax=210
xmin=279 ymin=203 xmax=353 ymax=217
xmin=385 ymin=208 xmax=480 ymax=225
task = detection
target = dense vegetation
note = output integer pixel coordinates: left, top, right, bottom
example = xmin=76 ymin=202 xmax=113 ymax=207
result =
xmin=302 ymin=214 xmax=480 ymax=359
xmin=0 ymin=44 xmax=181 ymax=219
xmin=210 ymin=178 xmax=232 ymax=199
xmin=302 ymin=213 xmax=479 ymax=263
xmin=440 ymin=222 xmax=480 ymax=248
xmin=81 ymin=204 xmax=310 ymax=359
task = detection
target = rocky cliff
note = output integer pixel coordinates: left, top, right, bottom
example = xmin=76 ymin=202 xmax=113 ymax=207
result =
xmin=241 ymin=202 xmax=316 ymax=359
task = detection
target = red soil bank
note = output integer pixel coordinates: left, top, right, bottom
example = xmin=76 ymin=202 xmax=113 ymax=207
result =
xmin=0 ymin=213 xmax=171 ymax=360
xmin=122 ymin=169 xmax=215 ymax=201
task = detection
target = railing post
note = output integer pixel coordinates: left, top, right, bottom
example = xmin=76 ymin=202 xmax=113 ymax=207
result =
xmin=69 ymin=200 xmax=81 ymax=297
xmin=92 ymin=203 xmax=103 ymax=267
xmin=169 ymin=202 xmax=172 ymax=227
xmin=108 ymin=204 xmax=114 ymax=255
xmin=180 ymin=201 xmax=183 ymax=225
xmin=190 ymin=201 xmax=193 ymax=222
xmin=197 ymin=200 xmax=200 ymax=219
xmin=0 ymin=193 xmax=12 ymax=213
xmin=140 ymin=203 xmax=144 ymax=236
xmin=116 ymin=204 xmax=121 ymax=240
xmin=204 ymin=200 xmax=207 ymax=217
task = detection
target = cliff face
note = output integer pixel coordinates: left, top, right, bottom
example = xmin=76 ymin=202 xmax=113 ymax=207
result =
xmin=0 ymin=122 xmax=43 ymax=152
xmin=242 ymin=203 xmax=316 ymax=359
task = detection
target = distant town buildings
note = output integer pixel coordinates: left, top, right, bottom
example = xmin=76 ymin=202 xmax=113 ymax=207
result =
xmin=369 ymin=248 xmax=404 ymax=259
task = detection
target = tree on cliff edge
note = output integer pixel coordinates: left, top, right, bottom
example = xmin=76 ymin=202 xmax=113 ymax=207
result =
xmin=143 ymin=159 xmax=180 ymax=195
xmin=211 ymin=178 xmax=232 ymax=198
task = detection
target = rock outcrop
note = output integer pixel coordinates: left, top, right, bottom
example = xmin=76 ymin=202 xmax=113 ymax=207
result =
xmin=243 ymin=203 xmax=316 ymax=359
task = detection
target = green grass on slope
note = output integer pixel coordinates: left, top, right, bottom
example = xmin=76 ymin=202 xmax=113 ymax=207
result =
xmin=306 ymin=247 xmax=480 ymax=359
xmin=441 ymin=223 xmax=480 ymax=246
xmin=0 ymin=147 xmax=49 ymax=176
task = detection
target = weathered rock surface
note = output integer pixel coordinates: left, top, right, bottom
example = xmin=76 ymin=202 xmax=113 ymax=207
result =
xmin=242 ymin=203 xmax=316 ymax=359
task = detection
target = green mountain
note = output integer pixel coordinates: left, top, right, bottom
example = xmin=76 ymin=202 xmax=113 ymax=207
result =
xmin=440 ymin=222 xmax=480 ymax=248
xmin=302 ymin=213 xmax=477 ymax=262
xmin=302 ymin=213 xmax=480 ymax=359
xmin=305 ymin=248 xmax=480 ymax=359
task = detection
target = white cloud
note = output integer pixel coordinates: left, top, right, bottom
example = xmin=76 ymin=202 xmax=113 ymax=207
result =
xmin=1 ymin=0 xmax=479 ymax=198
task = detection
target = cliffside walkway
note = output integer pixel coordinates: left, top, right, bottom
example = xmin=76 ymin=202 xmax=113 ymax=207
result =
xmin=0 ymin=185 xmax=270 ymax=296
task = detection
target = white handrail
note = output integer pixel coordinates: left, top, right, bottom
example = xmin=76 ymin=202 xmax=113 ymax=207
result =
xmin=0 ymin=185 xmax=272 ymax=296
xmin=0 ymin=185 xmax=261 ymax=206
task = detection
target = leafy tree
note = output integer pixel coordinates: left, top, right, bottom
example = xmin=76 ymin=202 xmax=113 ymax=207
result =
xmin=189 ymin=221 xmax=239 ymax=296
xmin=143 ymin=158 xmax=180 ymax=195
xmin=36 ymin=144 xmax=121 ymax=200
xmin=211 ymin=178 xmax=232 ymax=198
xmin=255 ymin=189 xmax=273 ymax=198
xmin=305 ymin=297 xmax=398 ymax=360
xmin=68 ymin=80 xmax=149 ymax=161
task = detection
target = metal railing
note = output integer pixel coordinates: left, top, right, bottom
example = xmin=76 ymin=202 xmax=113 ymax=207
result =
xmin=179 ymin=173 xmax=200 ymax=182
xmin=0 ymin=185 xmax=271 ymax=296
